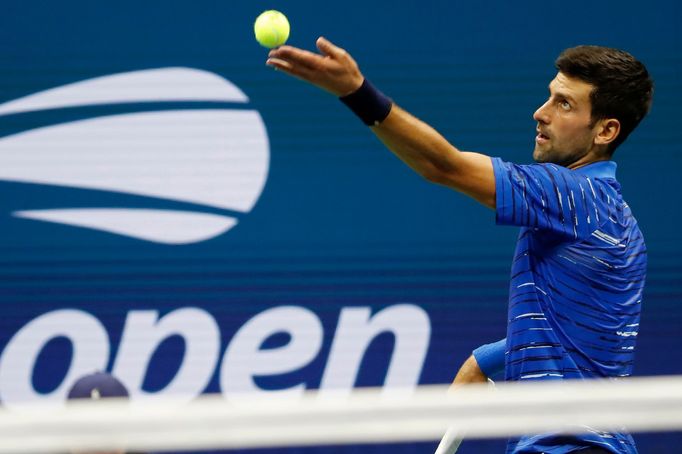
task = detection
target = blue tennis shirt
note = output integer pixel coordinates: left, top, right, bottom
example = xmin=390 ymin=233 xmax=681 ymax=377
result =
xmin=492 ymin=158 xmax=646 ymax=454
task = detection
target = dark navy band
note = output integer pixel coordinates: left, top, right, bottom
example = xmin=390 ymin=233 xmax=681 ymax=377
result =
xmin=339 ymin=79 xmax=393 ymax=126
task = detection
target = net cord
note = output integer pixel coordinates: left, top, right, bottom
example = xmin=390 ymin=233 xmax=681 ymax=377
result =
xmin=0 ymin=375 xmax=680 ymax=453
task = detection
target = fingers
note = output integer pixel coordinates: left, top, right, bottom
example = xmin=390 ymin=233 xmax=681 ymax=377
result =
xmin=268 ymin=38 xmax=346 ymax=70
xmin=315 ymin=36 xmax=345 ymax=59
xmin=265 ymin=57 xmax=293 ymax=72
xmin=266 ymin=57 xmax=314 ymax=81
xmin=266 ymin=42 xmax=339 ymax=86
xmin=266 ymin=38 xmax=362 ymax=96
xmin=268 ymin=45 xmax=322 ymax=71
xmin=266 ymin=46 xmax=320 ymax=82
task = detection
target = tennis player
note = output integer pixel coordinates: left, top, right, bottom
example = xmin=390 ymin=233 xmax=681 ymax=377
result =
xmin=267 ymin=39 xmax=653 ymax=453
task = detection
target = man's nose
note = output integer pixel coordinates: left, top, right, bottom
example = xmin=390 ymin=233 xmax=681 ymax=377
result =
xmin=533 ymin=100 xmax=551 ymax=124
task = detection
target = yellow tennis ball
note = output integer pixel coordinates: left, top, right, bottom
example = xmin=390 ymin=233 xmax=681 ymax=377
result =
xmin=254 ymin=10 xmax=290 ymax=49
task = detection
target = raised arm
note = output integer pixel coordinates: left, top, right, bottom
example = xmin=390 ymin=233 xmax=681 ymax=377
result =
xmin=267 ymin=37 xmax=496 ymax=209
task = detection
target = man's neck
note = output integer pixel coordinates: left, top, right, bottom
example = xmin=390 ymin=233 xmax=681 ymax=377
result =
xmin=566 ymin=149 xmax=611 ymax=170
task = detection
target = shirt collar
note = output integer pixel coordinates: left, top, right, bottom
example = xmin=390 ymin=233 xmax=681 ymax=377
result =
xmin=573 ymin=160 xmax=617 ymax=179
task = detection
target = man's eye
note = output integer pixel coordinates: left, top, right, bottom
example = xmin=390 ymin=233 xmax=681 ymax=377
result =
xmin=559 ymin=100 xmax=571 ymax=110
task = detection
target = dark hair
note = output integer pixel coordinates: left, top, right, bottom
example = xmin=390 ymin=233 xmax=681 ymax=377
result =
xmin=555 ymin=45 xmax=653 ymax=153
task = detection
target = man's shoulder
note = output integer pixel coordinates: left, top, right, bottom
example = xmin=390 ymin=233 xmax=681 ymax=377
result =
xmin=495 ymin=158 xmax=579 ymax=177
xmin=496 ymin=159 xmax=597 ymax=191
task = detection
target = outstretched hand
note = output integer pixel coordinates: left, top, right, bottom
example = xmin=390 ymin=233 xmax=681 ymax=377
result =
xmin=267 ymin=37 xmax=365 ymax=97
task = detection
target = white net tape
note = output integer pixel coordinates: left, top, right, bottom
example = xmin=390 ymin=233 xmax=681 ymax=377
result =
xmin=2 ymin=375 xmax=682 ymax=453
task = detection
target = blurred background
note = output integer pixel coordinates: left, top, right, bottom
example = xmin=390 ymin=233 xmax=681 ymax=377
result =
xmin=0 ymin=0 xmax=679 ymax=452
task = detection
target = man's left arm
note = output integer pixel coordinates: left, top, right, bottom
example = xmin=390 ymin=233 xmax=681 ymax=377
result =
xmin=372 ymin=105 xmax=495 ymax=208
xmin=268 ymin=37 xmax=496 ymax=209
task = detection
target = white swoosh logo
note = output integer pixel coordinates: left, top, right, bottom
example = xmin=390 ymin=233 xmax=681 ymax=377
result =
xmin=0 ymin=67 xmax=248 ymax=115
xmin=14 ymin=209 xmax=238 ymax=245
xmin=0 ymin=68 xmax=270 ymax=244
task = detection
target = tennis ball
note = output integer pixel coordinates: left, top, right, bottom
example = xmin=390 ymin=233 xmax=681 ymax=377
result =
xmin=254 ymin=10 xmax=290 ymax=48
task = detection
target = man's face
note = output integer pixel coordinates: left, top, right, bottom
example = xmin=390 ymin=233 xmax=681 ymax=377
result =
xmin=533 ymin=72 xmax=599 ymax=167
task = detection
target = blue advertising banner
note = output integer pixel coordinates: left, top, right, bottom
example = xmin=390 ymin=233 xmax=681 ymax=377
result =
xmin=0 ymin=1 xmax=680 ymax=452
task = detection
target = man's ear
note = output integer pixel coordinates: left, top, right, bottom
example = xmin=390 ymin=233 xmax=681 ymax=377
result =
xmin=594 ymin=118 xmax=621 ymax=146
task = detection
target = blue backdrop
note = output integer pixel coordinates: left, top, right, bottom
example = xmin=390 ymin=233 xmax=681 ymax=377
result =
xmin=0 ymin=1 xmax=680 ymax=453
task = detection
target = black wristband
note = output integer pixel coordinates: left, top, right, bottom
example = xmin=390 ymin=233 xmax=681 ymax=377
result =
xmin=339 ymin=79 xmax=393 ymax=126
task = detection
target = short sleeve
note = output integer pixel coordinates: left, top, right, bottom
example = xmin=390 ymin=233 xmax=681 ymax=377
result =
xmin=472 ymin=338 xmax=506 ymax=380
xmin=492 ymin=158 xmax=603 ymax=241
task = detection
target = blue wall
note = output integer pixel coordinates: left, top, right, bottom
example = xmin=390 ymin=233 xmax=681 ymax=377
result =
xmin=0 ymin=1 xmax=680 ymax=452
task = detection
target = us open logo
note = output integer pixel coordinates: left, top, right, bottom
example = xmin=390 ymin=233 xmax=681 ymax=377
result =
xmin=0 ymin=68 xmax=269 ymax=244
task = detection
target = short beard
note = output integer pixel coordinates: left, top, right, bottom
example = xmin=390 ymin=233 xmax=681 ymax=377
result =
xmin=533 ymin=147 xmax=582 ymax=168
